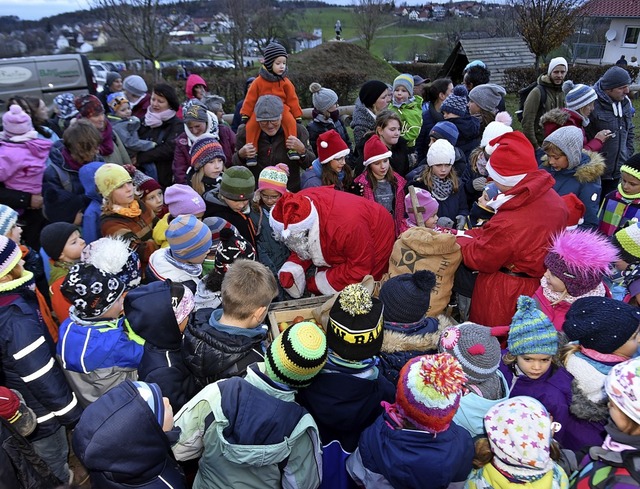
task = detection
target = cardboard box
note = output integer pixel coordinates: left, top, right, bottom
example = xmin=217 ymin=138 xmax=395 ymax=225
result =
xmin=267 ymin=295 xmax=331 ymax=339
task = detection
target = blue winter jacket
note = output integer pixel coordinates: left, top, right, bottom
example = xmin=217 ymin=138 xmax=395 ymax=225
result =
xmin=72 ymin=380 xmax=186 ymax=489
xmin=0 ymin=289 xmax=82 ymax=441
xmin=78 ymin=161 xmax=104 ymax=244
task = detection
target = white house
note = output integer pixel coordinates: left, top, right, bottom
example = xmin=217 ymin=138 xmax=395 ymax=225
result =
xmin=582 ymin=0 xmax=640 ymax=64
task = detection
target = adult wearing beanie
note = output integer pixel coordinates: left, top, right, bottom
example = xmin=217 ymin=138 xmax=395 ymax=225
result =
xmin=122 ymin=74 xmax=151 ymax=119
xmin=586 ymin=65 xmax=634 ymax=199
xmin=351 ymin=80 xmax=390 ymax=151
xmin=457 ymin=131 xmax=568 ymax=326
xmin=521 ymin=57 xmax=568 ymax=150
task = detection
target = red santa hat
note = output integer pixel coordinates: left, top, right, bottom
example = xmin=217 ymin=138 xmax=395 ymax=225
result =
xmin=561 ymin=193 xmax=585 ymax=230
xmin=317 ymin=129 xmax=350 ymax=164
xmin=364 ymin=135 xmax=392 ymax=167
xmin=486 ymin=132 xmax=537 ymax=187
xmin=269 ymin=191 xmax=319 ymax=239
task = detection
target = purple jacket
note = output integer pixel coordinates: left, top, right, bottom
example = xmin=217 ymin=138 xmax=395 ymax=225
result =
xmin=500 ymin=361 xmax=606 ymax=451
xmin=0 ymin=138 xmax=52 ymax=196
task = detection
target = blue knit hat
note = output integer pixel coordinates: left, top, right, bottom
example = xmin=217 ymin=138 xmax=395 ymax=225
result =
xmin=562 ymin=81 xmax=597 ymax=111
xmin=393 ymin=73 xmax=414 ymax=93
xmin=507 ymin=296 xmax=558 ymax=356
xmin=0 ymin=205 xmax=18 ymax=237
xmin=166 ymin=214 xmax=212 ymax=262
xmin=441 ymin=85 xmax=468 ymax=117
xmin=430 ymin=121 xmax=459 ymax=146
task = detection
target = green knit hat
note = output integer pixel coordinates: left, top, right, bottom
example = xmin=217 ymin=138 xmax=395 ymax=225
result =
xmin=507 ymin=296 xmax=558 ymax=356
xmin=219 ymin=166 xmax=255 ymax=201
xmin=265 ymin=322 xmax=328 ymax=387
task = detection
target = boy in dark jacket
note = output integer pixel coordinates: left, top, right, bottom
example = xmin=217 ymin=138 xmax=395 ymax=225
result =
xmin=182 ymin=259 xmax=278 ymax=398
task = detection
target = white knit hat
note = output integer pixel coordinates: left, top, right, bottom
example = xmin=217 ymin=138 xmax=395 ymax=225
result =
xmin=481 ymin=112 xmax=514 ymax=152
xmin=547 ymin=57 xmax=568 ymax=76
xmin=427 ymin=139 xmax=455 ymax=166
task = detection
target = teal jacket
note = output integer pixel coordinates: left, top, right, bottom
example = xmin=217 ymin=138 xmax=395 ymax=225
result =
xmin=173 ymin=363 xmax=322 ymax=489
xmin=388 ymin=95 xmax=424 ymax=147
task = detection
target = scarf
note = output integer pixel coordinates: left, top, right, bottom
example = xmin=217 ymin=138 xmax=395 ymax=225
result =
xmin=541 ymin=276 xmax=606 ymax=305
xmin=99 ymin=120 xmax=115 ymax=156
xmin=49 ymin=260 xmax=75 ymax=285
xmin=112 ymin=200 xmax=142 ymax=218
xmin=312 ymin=110 xmax=338 ymax=124
xmin=0 ymin=130 xmax=39 ymax=142
xmin=325 ymin=351 xmax=377 ymax=378
xmin=602 ymin=420 xmax=640 ymax=452
xmin=145 ymin=108 xmax=176 ymax=128
xmin=0 ymin=270 xmax=35 ymax=293
xmin=61 ymin=146 xmax=86 ymax=171
xmin=430 ymin=175 xmax=453 ymax=201
xmin=165 ymin=248 xmax=202 ymax=277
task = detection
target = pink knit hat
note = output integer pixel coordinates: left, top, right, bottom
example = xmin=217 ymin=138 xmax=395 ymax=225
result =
xmin=404 ymin=188 xmax=438 ymax=225
xmin=2 ymin=105 xmax=33 ymax=138
xmin=258 ymin=163 xmax=289 ymax=196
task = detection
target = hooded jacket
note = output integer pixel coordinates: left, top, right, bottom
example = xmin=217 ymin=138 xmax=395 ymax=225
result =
xmin=539 ymin=108 xmax=604 ymax=152
xmin=78 ymin=161 xmax=104 ymax=244
xmin=172 ymin=363 xmax=322 ymax=489
xmin=540 ymin=150 xmax=606 ymax=229
xmin=586 ymin=81 xmax=634 ymax=180
xmin=172 ymin=108 xmax=219 ymax=185
xmin=0 ymin=138 xmax=52 ymax=196
xmin=125 ymin=281 xmax=193 ymax=410
xmin=72 ymin=380 xmax=186 ymax=489
xmin=182 ymin=308 xmax=266 ymax=398
xmin=388 ymin=95 xmax=424 ymax=147
xmin=185 ymin=74 xmax=207 ymax=100
xmin=203 ymin=192 xmax=257 ymax=251
xmin=458 ymin=170 xmax=568 ymax=326
xmin=448 ymin=114 xmax=481 ymax=161
xmin=522 ymin=74 xmax=566 ymax=148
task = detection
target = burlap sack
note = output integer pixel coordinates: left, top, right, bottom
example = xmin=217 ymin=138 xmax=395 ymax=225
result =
xmin=383 ymin=227 xmax=462 ymax=317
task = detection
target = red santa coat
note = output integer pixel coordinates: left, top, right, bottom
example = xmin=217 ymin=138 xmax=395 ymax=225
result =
xmin=271 ymin=187 xmax=395 ymax=297
xmin=457 ymin=170 xmax=568 ymax=326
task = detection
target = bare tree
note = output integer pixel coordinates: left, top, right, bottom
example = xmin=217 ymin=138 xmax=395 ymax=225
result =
xmin=352 ymin=0 xmax=388 ymax=51
xmin=510 ymin=0 xmax=584 ymax=68
xmin=219 ymin=0 xmax=250 ymax=78
xmin=90 ymin=0 xmax=179 ymax=80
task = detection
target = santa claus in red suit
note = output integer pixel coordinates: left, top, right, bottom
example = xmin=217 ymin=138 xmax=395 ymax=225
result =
xmin=456 ymin=131 xmax=567 ymax=326
xmin=270 ymin=187 xmax=395 ymax=297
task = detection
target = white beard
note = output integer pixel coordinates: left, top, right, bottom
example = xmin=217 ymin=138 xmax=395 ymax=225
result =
xmin=284 ymin=231 xmax=312 ymax=260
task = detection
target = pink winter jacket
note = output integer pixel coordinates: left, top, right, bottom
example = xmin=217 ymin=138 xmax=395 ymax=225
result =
xmin=0 ymin=138 xmax=52 ymax=196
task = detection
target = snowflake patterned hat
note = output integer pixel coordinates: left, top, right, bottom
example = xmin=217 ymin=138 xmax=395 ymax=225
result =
xmin=484 ymin=396 xmax=555 ymax=482
xmin=60 ymin=263 xmax=125 ymax=319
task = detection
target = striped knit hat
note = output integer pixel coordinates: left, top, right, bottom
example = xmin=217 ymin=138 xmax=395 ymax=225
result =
xmin=0 ymin=236 xmax=20 ymax=279
xmin=0 ymin=205 xmax=18 ymax=237
xmin=562 ymin=81 xmax=597 ymax=111
xmin=166 ymin=215 xmax=212 ymax=262
xmin=507 ymin=296 xmax=558 ymax=356
xmin=265 ymin=321 xmax=328 ymax=388
xmin=613 ymin=222 xmax=640 ymax=263
xmin=262 ymin=42 xmax=288 ymax=72
xmin=396 ymin=353 xmax=466 ymax=433
xmin=190 ymin=136 xmax=226 ymax=171
xmin=393 ymin=73 xmax=414 ymax=94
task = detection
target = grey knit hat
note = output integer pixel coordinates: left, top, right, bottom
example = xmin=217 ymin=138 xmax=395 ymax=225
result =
xmin=600 ymin=66 xmax=632 ymax=90
xmin=262 ymin=42 xmax=288 ymax=72
xmin=544 ymin=126 xmax=583 ymax=170
xmin=469 ymin=83 xmax=506 ymax=113
xmin=106 ymin=72 xmax=121 ymax=88
xmin=122 ymin=75 xmax=147 ymax=98
xmin=309 ymin=82 xmax=338 ymax=113
xmin=254 ymin=95 xmax=284 ymax=121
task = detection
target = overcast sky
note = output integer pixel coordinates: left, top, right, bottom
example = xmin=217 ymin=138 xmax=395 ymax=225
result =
xmin=1 ymin=0 xmax=459 ymax=21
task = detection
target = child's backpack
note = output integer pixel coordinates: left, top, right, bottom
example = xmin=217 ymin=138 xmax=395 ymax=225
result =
xmin=516 ymin=82 xmax=548 ymax=122
xmin=571 ymin=451 xmax=640 ymax=488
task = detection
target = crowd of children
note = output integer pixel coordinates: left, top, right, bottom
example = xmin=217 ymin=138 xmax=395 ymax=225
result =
xmin=1 ymin=52 xmax=640 ymax=489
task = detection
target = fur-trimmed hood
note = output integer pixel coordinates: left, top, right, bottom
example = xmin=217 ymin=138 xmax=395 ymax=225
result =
xmin=381 ymin=314 xmax=455 ymax=353
xmin=542 ymin=150 xmax=605 ymax=183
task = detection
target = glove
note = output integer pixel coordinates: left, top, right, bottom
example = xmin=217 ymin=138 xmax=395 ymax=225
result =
xmin=455 ymin=215 xmax=467 ymax=231
xmin=437 ymin=216 xmax=454 ymax=229
xmin=307 ymin=275 xmax=320 ymax=295
xmin=472 ymin=177 xmax=487 ymax=192
xmin=347 ymin=182 xmax=365 ymax=196
xmin=279 ymin=271 xmax=295 ymax=289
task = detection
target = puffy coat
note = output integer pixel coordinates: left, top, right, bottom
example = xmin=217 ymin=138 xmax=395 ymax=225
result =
xmin=137 ymin=114 xmax=183 ymax=188
xmin=539 ymin=108 xmax=604 ymax=152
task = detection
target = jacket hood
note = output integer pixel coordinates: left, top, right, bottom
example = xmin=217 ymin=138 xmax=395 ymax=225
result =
xmin=185 ymin=74 xmax=208 ymax=98
xmin=449 ymin=114 xmax=480 ymax=134
xmin=381 ymin=314 xmax=454 ymax=353
xmin=78 ymin=161 xmax=104 ymax=203
xmin=125 ymin=280 xmax=183 ymax=349
xmin=72 ymin=380 xmax=173 ymax=482
xmin=541 ymin=150 xmax=605 ymax=184
xmin=537 ymin=74 xmax=563 ymax=91
xmin=15 ymin=137 xmax=53 ymax=158
xmin=539 ymin=108 xmax=573 ymax=138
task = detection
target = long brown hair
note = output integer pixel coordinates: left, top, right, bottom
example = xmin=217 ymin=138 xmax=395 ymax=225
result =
xmin=419 ymin=165 xmax=460 ymax=193
xmin=321 ymin=162 xmax=353 ymax=189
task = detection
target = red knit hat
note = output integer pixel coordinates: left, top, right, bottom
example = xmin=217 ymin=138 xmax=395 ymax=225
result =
xmin=317 ymin=129 xmax=350 ymax=164
xmin=364 ymin=135 xmax=392 ymax=167
xmin=0 ymin=387 xmax=19 ymax=420
xmin=486 ymin=132 xmax=537 ymax=186
xmin=269 ymin=191 xmax=318 ymax=239
xmin=561 ymin=193 xmax=585 ymax=229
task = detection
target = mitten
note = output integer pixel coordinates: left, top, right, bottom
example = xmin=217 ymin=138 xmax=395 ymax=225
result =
xmin=455 ymin=215 xmax=467 ymax=230
xmin=472 ymin=177 xmax=487 ymax=192
xmin=279 ymin=271 xmax=295 ymax=289
xmin=437 ymin=216 xmax=454 ymax=229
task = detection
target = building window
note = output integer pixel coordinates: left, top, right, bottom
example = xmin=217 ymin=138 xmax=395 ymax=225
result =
xmin=624 ymin=26 xmax=640 ymax=45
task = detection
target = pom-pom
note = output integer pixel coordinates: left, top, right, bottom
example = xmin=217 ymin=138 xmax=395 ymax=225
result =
xmin=309 ymin=82 xmax=322 ymax=94
xmin=417 ymin=353 xmax=466 ymax=396
xmin=8 ymin=105 xmax=21 ymax=115
xmin=494 ymin=111 xmax=512 ymax=126
xmin=320 ymin=141 xmax=328 ymax=148
xmin=339 ymin=284 xmax=373 ymax=316
xmin=275 ymin=162 xmax=290 ymax=176
xmin=414 ymin=270 xmax=436 ymax=292
xmin=562 ymin=80 xmax=575 ymax=95
xmin=452 ymin=84 xmax=468 ymax=97
xmin=547 ymin=228 xmax=619 ymax=279
xmin=219 ymin=227 xmax=235 ymax=241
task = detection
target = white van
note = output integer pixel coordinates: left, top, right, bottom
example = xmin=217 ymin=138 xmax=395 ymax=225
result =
xmin=0 ymin=54 xmax=97 ymax=114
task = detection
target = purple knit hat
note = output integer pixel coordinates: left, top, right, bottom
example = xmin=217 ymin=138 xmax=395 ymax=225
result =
xmin=164 ymin=184 xmax=206 ymax=216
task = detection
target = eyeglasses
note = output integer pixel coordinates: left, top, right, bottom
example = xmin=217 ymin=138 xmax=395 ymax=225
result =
xmin=258 ymin=119 xmax=280 ymax=127
xmin=261 ymin=193 xmax=281 ymax=202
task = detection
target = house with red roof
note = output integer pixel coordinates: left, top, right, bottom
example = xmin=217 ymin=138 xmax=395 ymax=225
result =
xmin=581 ymin=0 xmax=640 ymax=64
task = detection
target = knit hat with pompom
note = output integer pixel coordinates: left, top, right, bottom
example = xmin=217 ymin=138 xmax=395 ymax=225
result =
xmin=309 ymin=82 xmax=338 ymax=113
